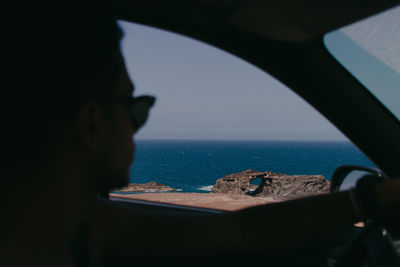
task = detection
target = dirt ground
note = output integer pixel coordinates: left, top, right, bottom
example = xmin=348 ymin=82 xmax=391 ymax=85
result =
xmin=109 ymin=192 xmax=278 ymax=211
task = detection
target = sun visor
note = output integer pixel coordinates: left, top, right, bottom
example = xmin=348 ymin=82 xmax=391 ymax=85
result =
xmin=230 ymin=0 xmax=400 ymax=43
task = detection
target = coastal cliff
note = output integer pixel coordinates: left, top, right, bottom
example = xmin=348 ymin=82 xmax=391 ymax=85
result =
xmin=111 ymin=170 xmax=331 ymax=210
xmin=114 ymin=169 xmax=330 ymax=201
xmin=212 ymin=169 xmax=330 ymax=200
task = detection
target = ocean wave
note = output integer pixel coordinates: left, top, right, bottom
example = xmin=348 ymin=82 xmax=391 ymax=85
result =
xmin=112 ymin=188 xmax=183 ymax=194
xmin=198 ymin=185 xmax=214 ymax=191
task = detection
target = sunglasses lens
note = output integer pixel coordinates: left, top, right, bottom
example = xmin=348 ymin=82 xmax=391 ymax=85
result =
xmin=131 ymin=96 xmax=155 ymax=129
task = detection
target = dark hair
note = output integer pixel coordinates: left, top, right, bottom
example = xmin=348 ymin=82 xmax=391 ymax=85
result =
xmin=2 ymin=5 xmax=124 ymax=179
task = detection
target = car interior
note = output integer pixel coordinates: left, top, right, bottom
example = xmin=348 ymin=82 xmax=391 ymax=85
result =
xmin=43 ymin=1 xmax=400 ymax=266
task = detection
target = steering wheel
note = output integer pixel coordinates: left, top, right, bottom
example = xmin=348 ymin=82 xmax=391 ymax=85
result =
xmin=329 ymin=166 xmax=400 ymax=267
xmin=332 ymin=220 xmax=400 ymax=267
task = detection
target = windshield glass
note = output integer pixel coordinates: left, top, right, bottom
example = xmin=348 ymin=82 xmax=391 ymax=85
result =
xmin=114 ymin=21 xmax=376 ymax=210
xmin=324 ymin=5 xmax=400 ymax=121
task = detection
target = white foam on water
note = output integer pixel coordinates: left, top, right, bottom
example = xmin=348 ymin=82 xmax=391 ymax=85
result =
xmin=144 ymin=190 xmax=157 ymax=193
xmin=198 ymin=185 xmax=214 ymax=191
xmin=141 ymin=189 xmax=183 ymax=193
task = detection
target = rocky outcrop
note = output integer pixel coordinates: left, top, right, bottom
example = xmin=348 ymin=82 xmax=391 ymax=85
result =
xmin=212 ymin=170 xmax=284 ymax=195
xmin=114 ymin=182 xmax=178 ymax=193
xmin=212 ymin=169 xmax=330 ymax=200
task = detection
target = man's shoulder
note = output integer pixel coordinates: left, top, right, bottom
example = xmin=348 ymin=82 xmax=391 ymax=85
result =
xmin=0 ymin=236 xmax=74 ymax=267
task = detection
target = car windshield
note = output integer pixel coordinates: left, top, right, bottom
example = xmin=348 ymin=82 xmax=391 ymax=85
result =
xmin=324 ymin=5 xmax=400 ymax=121
xmin=112 ymin=20 xmax=378 ymax=210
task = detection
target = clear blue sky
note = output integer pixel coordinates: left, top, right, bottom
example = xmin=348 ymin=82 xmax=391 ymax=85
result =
xmin=118 ymin=21 xmax=348 ymax=141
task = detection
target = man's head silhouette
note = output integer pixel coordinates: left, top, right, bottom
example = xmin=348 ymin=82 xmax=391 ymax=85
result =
xmin=2 ymin=6 xmax=138 ymax=193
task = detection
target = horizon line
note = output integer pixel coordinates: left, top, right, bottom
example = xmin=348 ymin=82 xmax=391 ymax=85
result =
xmin=134 ymin=138 xmax=351 ymax=142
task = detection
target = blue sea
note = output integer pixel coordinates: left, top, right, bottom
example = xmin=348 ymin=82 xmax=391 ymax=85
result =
xmin=129 ymin=140 xmax=375 ymax=193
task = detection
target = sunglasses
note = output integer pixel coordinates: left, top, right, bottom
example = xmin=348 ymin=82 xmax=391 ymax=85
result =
xmin=108 ymin=95 xmax=156 ymax=130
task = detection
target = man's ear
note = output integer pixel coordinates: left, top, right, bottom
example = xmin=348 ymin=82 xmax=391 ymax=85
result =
xmin=75 ymin=102 xmax=107 ymax=150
